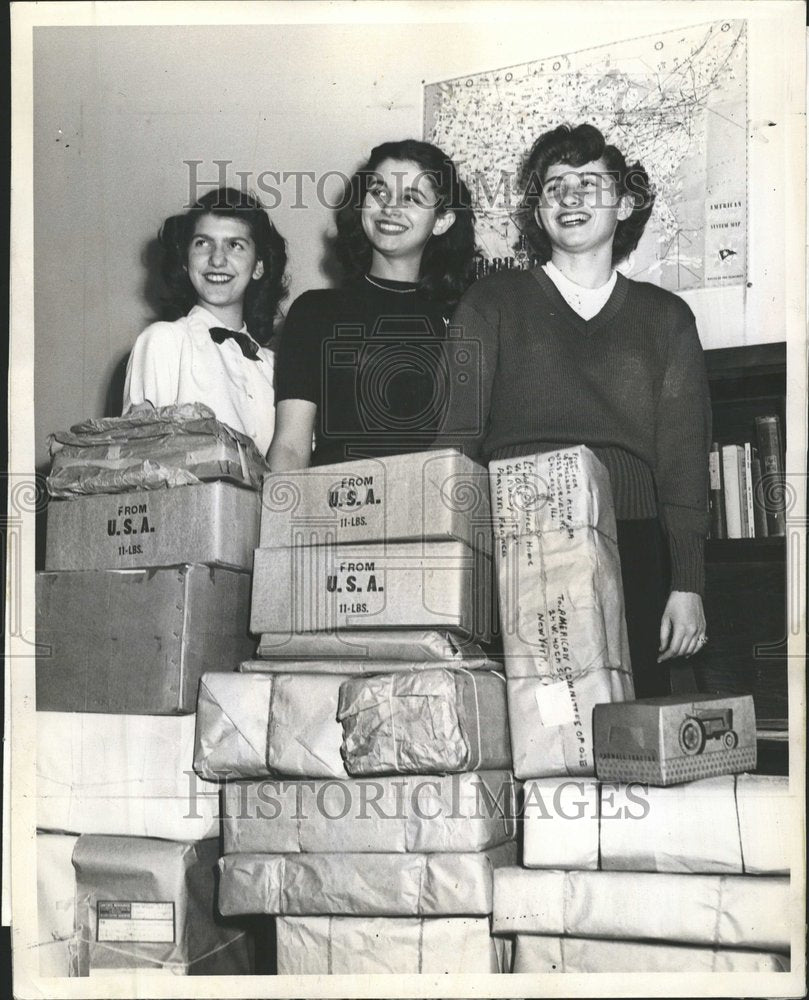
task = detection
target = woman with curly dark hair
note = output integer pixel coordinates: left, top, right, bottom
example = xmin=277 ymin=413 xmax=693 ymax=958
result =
xmin=268 ymin=139 xmax=475 ymax=470
xmin=123 ymin=187 xmax=287 ymax=456
xmin=447 ymin=123 xmax=711 ymax=695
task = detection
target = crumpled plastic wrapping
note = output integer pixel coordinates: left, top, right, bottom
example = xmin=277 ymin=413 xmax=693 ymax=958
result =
xmin=523 ymin=774 xmax=792 ymax=874
xmin=72 ymin=836 xmax=253 ymax=976
xmin=222 ymin=771 xmax=517 ymax=854
xmin=37 ymin=833 xmax=80 ymax=977
xmin=37 ymin=711 xmax=219 ymax=839
xmin=46 ymin=402 xmax=269 ymax=497
xmin=338 ymin=668 xmax=510 ymax=774
xmin=512 ymin=935 xmax=790 ymax=973
xmin=493 ymin=867 xmax=791 ymax=950
xmin=217 ymin=843 xmax=517 ymax=916
xmin=489 ymin=447 xmax=634 ymax=778
xmin=253 ymin=629 xmax=490 ymax=665
xmin=276 ymin=916 xmax=508 ymax=974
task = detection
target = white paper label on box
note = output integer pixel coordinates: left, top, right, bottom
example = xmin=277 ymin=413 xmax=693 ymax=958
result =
xmin=536 ymin=681 xmax=576 ymax=727
xmin=97 ymin=901 xmax=175 ymax=943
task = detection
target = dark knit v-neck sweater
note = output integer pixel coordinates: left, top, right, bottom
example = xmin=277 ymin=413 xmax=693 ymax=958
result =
xmin=446 ymin=267 xmax=711 ymax=594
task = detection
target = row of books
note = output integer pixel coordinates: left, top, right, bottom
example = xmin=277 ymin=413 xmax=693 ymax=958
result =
xmin=708 ymin=415 xmax=786 ymax=539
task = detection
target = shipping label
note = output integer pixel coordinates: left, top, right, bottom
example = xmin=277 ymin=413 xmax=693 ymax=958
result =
xmin=106 ymin=499 xmax=156 ymax=557
xmin=96 ymin=901 xmax=175 ymax=943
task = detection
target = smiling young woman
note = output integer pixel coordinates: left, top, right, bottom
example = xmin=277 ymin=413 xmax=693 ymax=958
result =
xmin=122 ymin=188 xmax=287 ymax=457
xmin=446 ymin=123 xmax=712 ymax=696
xmin=267 ymin=139 xmax=475 ymax=471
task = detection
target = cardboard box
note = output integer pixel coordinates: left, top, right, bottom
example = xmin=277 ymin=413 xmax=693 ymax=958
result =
xmin=195 ymin=671 xmax=346 ymax=780
xmin=523 ymin=775 xmax=791 ymax=874
xmin=253 ymin=628 xmax=489 ymax=665
xmin=37 ymin=711 xmax=219 ymax=839
xmin=251 ymin=541 xmax=492 ymax=641
xmin=492 ymin=867 xmax=790 ymax=950
xmin=72 ymin=836 xmax=253 ymax=976
xmin=45 ymin=482 xmax=260 ymax=571
xmin=489 ymin=448 xmax=633 ymax=778
xmin=222 ymin=771 xmax=517 ymax=854
xmin=339 ymin=668 xmax=510 ymax=774
xmin=593 ymin=694 xmax=757 ymax=785
xmin=36 ymin=565 xmax=255 ymax=714
xmin=46 ymin=402 xmax=268 ymax=497
xmin=259 ymin=449 xmax=492 ymax=553
xmin=218 ymin=843 xmax=517 ymax=916
xmin=37 ymin=832 xmax=80 ymax=977
xmin=276 ymin=916 xmax=507 ymax=974
xmin=512 ymin=935 xmax=790 ymax=973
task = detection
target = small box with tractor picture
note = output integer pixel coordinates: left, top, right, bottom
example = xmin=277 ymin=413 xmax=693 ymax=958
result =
xmin=593 ymin=694 xmax=756 ymax=785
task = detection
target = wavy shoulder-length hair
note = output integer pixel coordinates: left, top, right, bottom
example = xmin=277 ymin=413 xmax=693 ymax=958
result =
xmin=158 ymin=187 xmax=287 ymax=345
xmin=335 ymin=139 xmax=476 ymax=305
xmin=519 ymin=123 xmax=655 ymax=266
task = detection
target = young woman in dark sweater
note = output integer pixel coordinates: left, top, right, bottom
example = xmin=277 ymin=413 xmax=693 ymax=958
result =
xmin=268 ymin=139 xmax=475 ymax=469
xmin=448 ymin=124 xmax=711 ymax=695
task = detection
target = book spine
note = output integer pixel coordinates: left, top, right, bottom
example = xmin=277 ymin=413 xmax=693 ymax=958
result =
xmin=750 ymin=447 xmax=769 ymax=538
xmin=743 ymin=442 xmax=755 ymax=537
xmin=721 ymin=445 xmax=743 ymax=539
xmin=708 ymin=442 xmax=727 ymax=539
xmin=755 ymin=415 xmax=786 ymax=536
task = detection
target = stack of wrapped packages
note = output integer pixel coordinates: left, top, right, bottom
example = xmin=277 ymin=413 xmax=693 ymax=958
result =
xmin=193 ymin=449 xmax=519 ymax=974
xmin=36 ymin=404 xmax=261 ymax=977
xmin=487 ymin=446 xmax=792 ymax=973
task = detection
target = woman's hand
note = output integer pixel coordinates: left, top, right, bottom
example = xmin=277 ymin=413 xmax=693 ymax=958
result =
xmin=657 ymin=591 xmax=707 ymax=662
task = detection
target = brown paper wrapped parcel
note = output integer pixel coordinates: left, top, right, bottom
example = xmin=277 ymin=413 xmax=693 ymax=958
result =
xmin=36 ymin=833 xmax=80 ymax=977
xmin=275 ymin=916 xmax=507 ymax=975
xmin=45 ymin=482 xmax=260 ymax=572
xmin=71 ymin=836 xmax=252 ymax=976
xmin=222 ymin=771 xmax=516 ymax=854
xmin=493 ymin=867 xmax=790 ymax=950
xmin=522 ymin=774 xmax=791 ymax=874
xmin=251 ymin=540 xmax=491 ymax=641
xmin=488 ymin=447 xmax=633 ymax=778
xmin=217 ymin=843 xmax=517 ymax=916
xmin=259 ymin=449 xmax=491 ymax=553
xmin=512 ymin=935 xmax=789 ymax=973
xmin=36 ymin=565 xmax=254 ymax=715
xmin=195 ymin=668 xmax=509 ymax=780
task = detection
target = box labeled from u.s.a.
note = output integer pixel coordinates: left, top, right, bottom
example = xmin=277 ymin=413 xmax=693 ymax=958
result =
xmin=259 ymin=449 xmax=492 ymax=553
xmin=45 ymin=481 xmax=260 ymax=571
xmin=251 ymin=540 xmax=492 ymax=641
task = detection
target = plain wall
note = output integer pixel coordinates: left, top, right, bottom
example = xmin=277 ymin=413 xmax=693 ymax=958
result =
xmin=31 ymin=6 xmax=804 ymax=469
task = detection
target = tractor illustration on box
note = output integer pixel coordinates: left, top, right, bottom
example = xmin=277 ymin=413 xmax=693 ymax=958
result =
xmin=678 ymin=707 xmax=738 ymax=755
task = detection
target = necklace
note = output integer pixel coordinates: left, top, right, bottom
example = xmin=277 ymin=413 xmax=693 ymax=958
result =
xmin=364 ymin=274 xmax=417 ymax=293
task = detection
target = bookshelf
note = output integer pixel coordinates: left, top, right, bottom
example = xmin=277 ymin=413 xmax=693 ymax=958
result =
xmin=695 ymin=341 xmax=788 ymax=773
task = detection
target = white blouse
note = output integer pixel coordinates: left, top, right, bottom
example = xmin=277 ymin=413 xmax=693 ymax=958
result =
xmin=542 ymin=260 xmax=617 ymax=321
xmin=123 ymin=305 xmax=276 ymax=456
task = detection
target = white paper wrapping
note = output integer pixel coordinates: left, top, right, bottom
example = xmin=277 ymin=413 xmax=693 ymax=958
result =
xmin=493 ymin=867 xmax=791 ymax=950
xmin=523 ymin=774 xmax=791 ymax=874
xmin=222 ymin=771 xmax=517 ymax=854
xmin=276 ymin=916 xmax=506 ymax=974
xmin=218 ymin=843 xmax=517 ymax=916
xmin=37 ymin=832 xmax=80 ymax=977
xmin=253 ymin=629 xmax=489 ymax=664
xmin=489 ymin=448 xmax=633 ymax=778
xmin=37 ymin=712 xmax=219 ymax=839
xmin=512 ymin=935 xmax=790 ymax=973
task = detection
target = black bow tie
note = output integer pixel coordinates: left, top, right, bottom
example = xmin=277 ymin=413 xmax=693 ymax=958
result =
xmin=209 ymin=327 xmax=261 ymax=361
